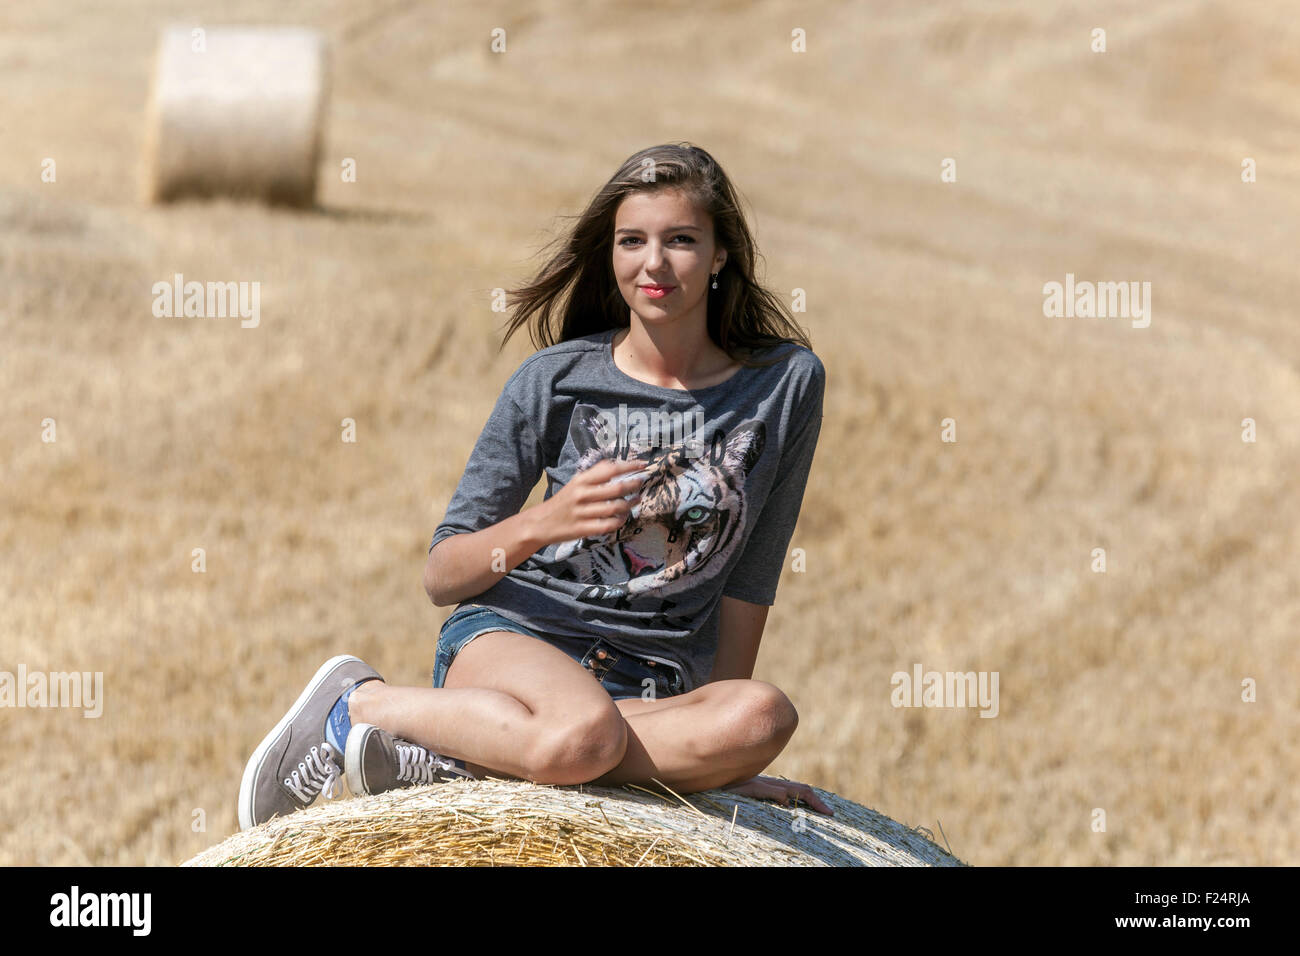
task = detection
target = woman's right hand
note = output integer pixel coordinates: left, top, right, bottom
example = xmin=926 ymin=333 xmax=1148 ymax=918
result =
xmin=532 ymin=457 xmax=647 ymax=547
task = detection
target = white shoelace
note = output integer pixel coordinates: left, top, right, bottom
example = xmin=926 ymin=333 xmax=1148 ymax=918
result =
xmin=283 ymin=742 xmax=343 ymax=803
xmin=395 ymin=741 xmax=474 ymax=784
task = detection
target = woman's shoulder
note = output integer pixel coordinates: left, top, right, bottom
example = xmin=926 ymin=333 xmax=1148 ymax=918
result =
xmin=524 ymin=331 xmax=606 ymax=365
xmin=743 ymin=338 xmax=824 ymax=385
xmin=503 ymin=333 xmax=606 ymax=388
xmin=753 ymin=342 xmax=824 ymax=423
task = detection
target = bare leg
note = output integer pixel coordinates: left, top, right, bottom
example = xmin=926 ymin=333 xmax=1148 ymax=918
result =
xmin=347 ymin=630 xmax=627 ymax=785
xmin=347 ymin=630 xmax=798 ymax=793
xmin=588 ymin=681 xmax=799 ymax=792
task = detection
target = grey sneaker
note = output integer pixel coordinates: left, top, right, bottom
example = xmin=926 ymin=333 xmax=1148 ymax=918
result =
xmin=345 ymin=722 xmax=474 ymax=795
xmin=238 ymin=655 xmax=382 ymax=830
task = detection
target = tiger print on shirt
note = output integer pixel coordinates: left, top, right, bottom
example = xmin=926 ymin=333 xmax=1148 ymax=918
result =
xmin=540 ymin=403 xmax=765 ymax=603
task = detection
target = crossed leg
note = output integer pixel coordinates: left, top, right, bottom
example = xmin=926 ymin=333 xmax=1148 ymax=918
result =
xmin=346 ymin=630 xmax=799 ymax=794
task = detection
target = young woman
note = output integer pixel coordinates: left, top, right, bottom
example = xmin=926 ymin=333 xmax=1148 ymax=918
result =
xmin=239 ymin=143 xmax=831 ymax=831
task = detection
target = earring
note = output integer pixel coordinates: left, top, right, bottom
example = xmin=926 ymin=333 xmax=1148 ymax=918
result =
xmin=711 ymin=272 xmax=719 ymax=289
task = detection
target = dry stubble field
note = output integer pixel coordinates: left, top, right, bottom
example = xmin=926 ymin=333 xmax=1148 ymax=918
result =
xmin=1 ymin=0 xmax=1297 ymax=865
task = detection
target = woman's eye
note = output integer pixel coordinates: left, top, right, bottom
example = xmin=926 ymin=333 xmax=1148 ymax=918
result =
xmin=618 ymin=235 xmax=694 ymax=246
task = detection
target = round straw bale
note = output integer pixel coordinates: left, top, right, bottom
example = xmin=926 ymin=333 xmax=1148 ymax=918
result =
xmin=184 ymin=778 xmax=968 ymax=867
xmin=142 ymin=26 xmax=328 ymax=206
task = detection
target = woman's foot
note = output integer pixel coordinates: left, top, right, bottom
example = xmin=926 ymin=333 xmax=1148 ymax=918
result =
xmin=238 ymin=655 xmax=383 ymax=830
xmin=345 ymin=722 xmax=475 ymax=796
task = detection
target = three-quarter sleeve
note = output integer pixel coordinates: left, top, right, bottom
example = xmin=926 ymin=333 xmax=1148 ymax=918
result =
xmin=429 ymin=378 xmax=547 ymax=553
xmin=721 ymin=358 xmax=825 ymax=605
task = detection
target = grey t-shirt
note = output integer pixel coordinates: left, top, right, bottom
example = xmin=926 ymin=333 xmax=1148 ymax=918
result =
xmin=429 ymin=326 xmax=825 ymax=693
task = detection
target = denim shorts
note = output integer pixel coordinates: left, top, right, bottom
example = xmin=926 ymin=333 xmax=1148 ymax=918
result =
xmin=433 ymin=604 xmax=686 ymax=702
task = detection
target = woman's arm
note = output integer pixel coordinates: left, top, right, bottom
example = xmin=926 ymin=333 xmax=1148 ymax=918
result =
xmin=706 ymin=595 xmax=771 ymax=682
xmin=424 ymin=507 xmax=550 ymax=607
xmin=710 ymin=595 xmax=835 ymax=816
xmin=427 ymin=457 xmax=647 ymax=607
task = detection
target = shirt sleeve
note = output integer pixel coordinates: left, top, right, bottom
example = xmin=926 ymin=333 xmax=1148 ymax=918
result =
xmin=429 ymin=377 xmax=547 ymax=554
xmin=721 ymin=357 xmax=825 ymax=605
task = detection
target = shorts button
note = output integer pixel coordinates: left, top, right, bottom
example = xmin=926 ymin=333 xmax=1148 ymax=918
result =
xmin=596 ymin=649 xmax=607 ymax=659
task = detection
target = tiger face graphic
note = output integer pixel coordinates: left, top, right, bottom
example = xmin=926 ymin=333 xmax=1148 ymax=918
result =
xmin=542 ymin=404 xmax=765 ymax=602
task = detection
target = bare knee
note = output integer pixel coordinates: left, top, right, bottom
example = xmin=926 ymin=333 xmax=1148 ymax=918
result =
xmin=524 ymin=704 xmax=628 ymax=785
xmin=723 ymin=680 xmax=799 ymax=757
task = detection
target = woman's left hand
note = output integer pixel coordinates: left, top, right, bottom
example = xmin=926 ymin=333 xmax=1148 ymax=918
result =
xmin=720 ymin=774 xmax=835 ymax=816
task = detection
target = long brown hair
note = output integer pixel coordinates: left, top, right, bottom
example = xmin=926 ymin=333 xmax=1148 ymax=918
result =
xmin=497 ymin=143 xmax=811 ymax=368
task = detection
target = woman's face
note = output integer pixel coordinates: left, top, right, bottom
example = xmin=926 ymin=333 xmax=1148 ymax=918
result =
xmin=612 ymin=187 xmax=727 ymax=328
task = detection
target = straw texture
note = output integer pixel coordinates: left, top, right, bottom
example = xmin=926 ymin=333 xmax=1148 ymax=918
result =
xmin=183 ymin=778 xmax=968 ymax=867
xmin=142 ymin=26 xmax=328 ymax=206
